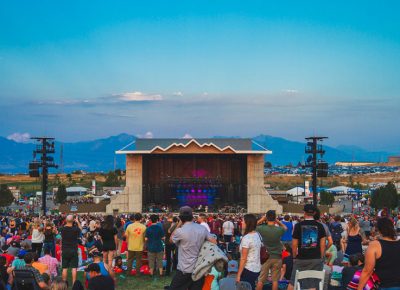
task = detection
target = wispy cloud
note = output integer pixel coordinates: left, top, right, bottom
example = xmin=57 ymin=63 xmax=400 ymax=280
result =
xmin=7 ymin=132 xmax=31 ymax=143
xmin=182 ymin=133 xmax=193 ymax=139
xmin=137 ymin=131 xmax=154 ymax=139
xmin=112 ymin=92 xmax=163 ymax=102
xmin=282 ymin=89 xmax=299 ymax=95
xmin=172 ymin=91 xmax=183 ymax=97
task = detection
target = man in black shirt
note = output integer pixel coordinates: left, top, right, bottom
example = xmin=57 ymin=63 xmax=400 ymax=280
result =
xmin=86 ymin=263 xmax=115 ymax=290
xmin=287 ymin=204 xmax=326 ymax=290
xmin=61 ymin=215 xmax=81 ymax=284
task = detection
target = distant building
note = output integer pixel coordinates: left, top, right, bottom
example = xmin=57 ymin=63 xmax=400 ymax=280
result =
xmin=66 ymin=186 xmax=87 ymax=200
xmin=8 ymin=186 xmax=21 ymax=200
xmin=388 ymin=156 xmax=400 ymax=163
xmin=335 ymin=161 xmax=376 ymax=166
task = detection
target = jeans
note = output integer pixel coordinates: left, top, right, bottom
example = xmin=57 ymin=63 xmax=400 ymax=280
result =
xmin=165 ymin=243 xmax=175 ymax=275
xmin=43 ymin=241 xmax=55 ymax=257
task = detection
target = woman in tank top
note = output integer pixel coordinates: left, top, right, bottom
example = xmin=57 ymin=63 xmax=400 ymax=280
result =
xmin=358 ymin=217 xmax=400 ymax=290
xmin=344 ymin=218 xmax=366 ymax=263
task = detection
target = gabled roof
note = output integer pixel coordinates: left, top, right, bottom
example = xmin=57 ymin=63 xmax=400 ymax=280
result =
xmin=116 ymin=138 xmax=272 ymax=154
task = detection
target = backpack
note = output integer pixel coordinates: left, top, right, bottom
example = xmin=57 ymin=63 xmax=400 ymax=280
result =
xmin=330 ymin=222 xmax=343 ymax=242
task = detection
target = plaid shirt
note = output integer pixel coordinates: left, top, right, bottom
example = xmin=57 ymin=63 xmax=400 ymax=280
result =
xmin=18 ymin=265 xmax=44 ymax=284
xmin=39 ymin=255 xmax=59 ymax=276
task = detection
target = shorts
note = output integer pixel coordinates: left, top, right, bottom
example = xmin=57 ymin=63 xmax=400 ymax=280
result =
xmin=290 ymin=258 xmax=323 ymax=288
xmin=148 ymin=251 xmax=163 ymax=270
xmin=62 ymin=248 xmax=79 ymax=269
xmin=258 ymin=258 xmax=282 ymax=283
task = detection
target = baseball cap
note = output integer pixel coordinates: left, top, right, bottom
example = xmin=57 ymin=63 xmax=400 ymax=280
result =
xmin=304 ymin=204 xmax=317 ymax=214
xmin=179 ymin=206 xmax=193 ymax=217
xmin=227 ymin=260 xmax=238 ymax=273
xmin=85 ymin=263 xmax=100 ymax=273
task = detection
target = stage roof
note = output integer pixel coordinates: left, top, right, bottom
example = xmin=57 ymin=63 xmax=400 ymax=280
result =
xmin=116 ymin=138 xmax=272 ymax=155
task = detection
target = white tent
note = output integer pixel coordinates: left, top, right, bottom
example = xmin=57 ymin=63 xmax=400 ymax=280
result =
xmin=286 ymin=187 xmax=305 ymax=196
xmin=326 ymin=186 xmax=354 ymax=194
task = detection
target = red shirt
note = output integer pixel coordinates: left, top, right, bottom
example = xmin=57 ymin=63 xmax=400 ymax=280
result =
xmin=55 ymin=244 xmax=61 ymax=261
xmin=1 ymin=253 xmax=14 ymax=267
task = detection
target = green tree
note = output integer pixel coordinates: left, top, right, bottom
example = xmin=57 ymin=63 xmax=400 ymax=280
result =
xmin=319 ymin=190 xmax=335 ymax=207
xmin=0 ymin=184 xmax=14 ymax=207
xmin=264 ymin=162 xmax=272 ymax=169
xmin=55 ymin=184 xmax=68 ymax=204
xmin=370 ymin=182 xmax=398 ymax=210
xmin=104 ymin=171 xmax=120 ymax=187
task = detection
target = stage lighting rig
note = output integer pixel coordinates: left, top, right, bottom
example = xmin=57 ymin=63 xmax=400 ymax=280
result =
xmin=29 ymin=137 xmax=58 ymax=216
xmin=304 ymin=136 xmax=328 ymax=206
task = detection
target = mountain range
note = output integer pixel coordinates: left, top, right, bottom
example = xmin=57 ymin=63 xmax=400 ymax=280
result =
xmin=0 ymin=133 xmax=396 ymax=173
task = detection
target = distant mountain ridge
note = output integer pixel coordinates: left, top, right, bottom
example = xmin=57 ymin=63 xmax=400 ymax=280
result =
xmin=0 ymin=133 xmax=395 ymax=173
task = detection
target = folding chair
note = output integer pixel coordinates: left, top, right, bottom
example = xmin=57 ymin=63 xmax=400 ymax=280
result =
xmin=12 ymin=269 xmax=41 ymax=290
xmin=293 ymin=270 xmax=325 ymax=290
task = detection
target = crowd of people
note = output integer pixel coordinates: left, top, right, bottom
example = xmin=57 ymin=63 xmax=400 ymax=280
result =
xmin=0 ymin=204 xmax=399 ymax=290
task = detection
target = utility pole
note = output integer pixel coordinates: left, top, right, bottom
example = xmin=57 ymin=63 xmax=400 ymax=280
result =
xmin=29 ymin=137 xmax=58 ymax=216
xmin=305 ymin=136 xmax=328 ymax=206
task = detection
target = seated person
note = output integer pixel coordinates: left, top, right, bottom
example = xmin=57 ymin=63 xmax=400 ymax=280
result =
xmin=16 ymin=252 xmax=48 ymax=289
xmin=85 ymin=263 xmax=114 ymax=290
xmin=32 ymin=253 xmax=49 ymax=275
xmin=341 ymin=253 xmax=364 ymax=288
xmin=280 ymin=244 xmax=293 ymax=281
xmin=219 ymin=260 xmax=238 ymax=290
xmin=11 ymin=250 xmax=26 ymax=269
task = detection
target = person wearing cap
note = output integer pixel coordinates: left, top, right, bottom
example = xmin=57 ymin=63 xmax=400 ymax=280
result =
xmin=85 ymin=263 xmax=114 ymax=290
xmin=287 ymin=204 xmax=327 ymax=290
xmin=256 ymin=210 xmax=287 ymax=290
xmin=168 ymin=206 xmax=216 ymax=290
xmin=219 ymin=260 xmax=239 ymax=290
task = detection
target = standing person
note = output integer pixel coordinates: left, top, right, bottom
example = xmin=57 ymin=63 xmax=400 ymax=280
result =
xmin=236 ymin=214 xmax=262 ymax=290
xmin=145 ymin=215 xmax=165 ymax=277
xmin=281 ymin=215 xmax=293 ymax=245
xmin=198 ymin=214 xmax=210 ymax=232
xmin=344 ymin=218 xmax=366 ymax=263
xmin=115 ymin=218 xmax=124 ymax=255
xmin=358 ymin=217 xmax=400 ymax=290
xmin=125 ymin=213 xmax=146 ymax=275
xmin=31 ymin=221 xmax=45 ymax=257
xmin=60 ymin=215 xmax=81 ymax=284
xmin=359 ymin=216 xmax=372 ymax=239
xmin=329 ymin=215 xmax=344 ymax=251
xmin=43 ymin=222 xmax=57 ymax=257
xmin=98 ymin=215 xmax=117 ymax=277
xmin=256 ymin=210 xmax=287 ymax=290
xmin=287 ymin=205 xmax=326 ymax=290
xmin=162 ymin=213 xmax=176 ymax=276
xmin=209 ymin=215 xmax=222 ymax=239
xmin=169 ymin=206 xmax=216 ymax=290
xmin=222 ymin=217 xmax=234 ymax=248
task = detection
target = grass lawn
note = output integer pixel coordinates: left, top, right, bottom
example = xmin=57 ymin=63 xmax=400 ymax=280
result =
xmin=70 ymin=271 xmax=172 ymax=290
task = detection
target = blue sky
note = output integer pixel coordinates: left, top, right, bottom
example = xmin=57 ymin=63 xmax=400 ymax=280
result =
xmin=1 ymin=1 xmax=399 ymax=152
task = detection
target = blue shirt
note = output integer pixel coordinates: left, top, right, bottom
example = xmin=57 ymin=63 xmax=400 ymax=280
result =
xmin=145 ymin=224 xmax=165 ymax=253
xmin=281 ymin=221 xmax=293 ymax=242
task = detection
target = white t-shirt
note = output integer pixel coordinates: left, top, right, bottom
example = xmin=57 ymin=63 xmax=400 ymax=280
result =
xmin=200 ymin=222 xmax=211 ymax=233
xmin=222 ymin=221 xmax=234 ymax=236
xmin=239 ymin=232 xmax=262 ymax=273
xmin=31 ymin=228 xmax=44 ymax=243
